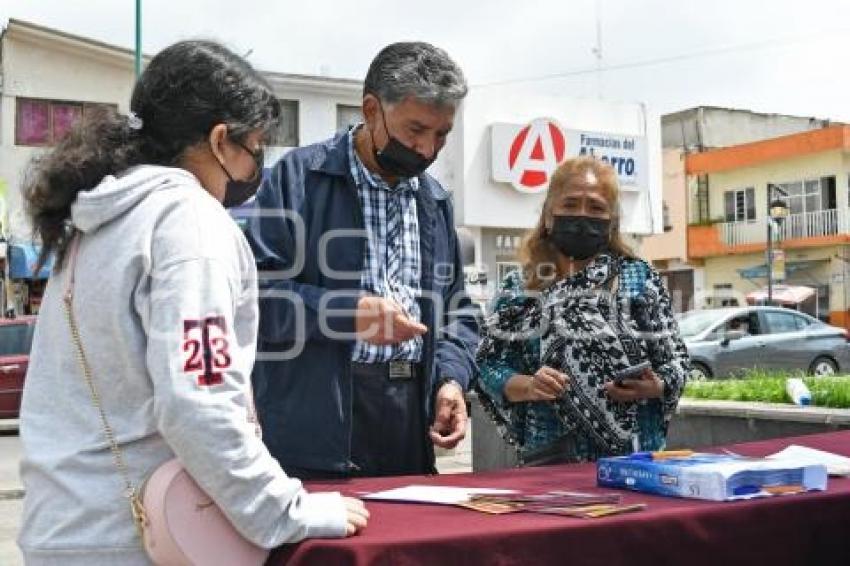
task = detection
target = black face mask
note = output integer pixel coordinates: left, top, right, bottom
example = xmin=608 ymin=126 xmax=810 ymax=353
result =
xmin=549 ymin=215 xmax=611 ymax=260
xmin=371 ymin=102 xmax=435 ymax=179
xmin=217 ymin=139 xmax=264 ymax=208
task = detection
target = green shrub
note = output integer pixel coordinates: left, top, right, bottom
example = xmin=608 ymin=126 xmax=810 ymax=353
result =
xmin=683 ymin=371 xmax=850 ymax=408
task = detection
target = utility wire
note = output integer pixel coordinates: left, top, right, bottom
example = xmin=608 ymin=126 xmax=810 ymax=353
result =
xmin=474 ymin=26 xmax=850 ymax=88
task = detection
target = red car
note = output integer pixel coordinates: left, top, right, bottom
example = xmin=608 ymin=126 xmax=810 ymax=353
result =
xmin=0 ymin=316 xmax=37 ymax=419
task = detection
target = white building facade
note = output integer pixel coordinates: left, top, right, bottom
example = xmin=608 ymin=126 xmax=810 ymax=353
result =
xmin=0 ymin=19 xmax=362 ymax=313
xmin=429 ymin=85 xmax=662 ymax=300
xmin=0 ymin=18 xmax=664 ymax=311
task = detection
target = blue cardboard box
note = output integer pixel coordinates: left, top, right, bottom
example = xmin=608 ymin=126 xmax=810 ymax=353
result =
xmin=596 ymin=453 xmax=827 ymax=501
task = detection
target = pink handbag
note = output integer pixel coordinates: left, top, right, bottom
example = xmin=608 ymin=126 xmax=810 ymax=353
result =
xmin=138 ymin=459 xmax=269 ymax=565
xmin=62 ymin=234 xmax=269 ymax=566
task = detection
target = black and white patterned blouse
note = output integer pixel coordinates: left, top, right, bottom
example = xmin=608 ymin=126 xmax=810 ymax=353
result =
xmin=475 ymin=253 xmax=690 ymax=464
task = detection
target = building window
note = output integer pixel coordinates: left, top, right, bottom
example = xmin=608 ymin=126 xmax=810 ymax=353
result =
xmin=822 ymin=176 xmax=837 ymax=209
xmin=695 ymin=174 xmax=710 ymax=223
xmin=16 ymin=99 xmax=49 ymax=145
xmin=776 ymin=180 xmax=808 ymax=216
xmin=52 ymin=104 xmax=82 ymax=140
xmin=496 ymin=262 xmax=521 ymax=282
xmin=336 ymin=104 xmax=362 ymax=131
xmin=847 ymin=175 xmax=850 ymax=210
xmin=15 ymin=98 xmax=114 ymax=146
xmin=270 ymin=99 xmax=299 ymax=147
xmin=723 ymin=188 xmax=755 ymax=222
xmin=712 ymin=283 xmax=738 ymax=307
xmin=662 ymin=201 xmax=673 ymax=232
xmin=774 ymin=177 xmax=836 ymax=215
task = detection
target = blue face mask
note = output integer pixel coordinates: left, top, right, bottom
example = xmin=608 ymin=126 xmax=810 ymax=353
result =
xmin=371 ymin=102 xmax=435 ymax=178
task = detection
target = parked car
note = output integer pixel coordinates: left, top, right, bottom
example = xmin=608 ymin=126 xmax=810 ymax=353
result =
xmin=676 ymin=306 xmax=850 ymax=380
xmin=0 ymin=316 xmax=37 ymax=419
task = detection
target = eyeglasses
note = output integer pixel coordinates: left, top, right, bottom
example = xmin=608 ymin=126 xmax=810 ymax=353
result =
xmin=233 ymin=139 xmax=264 ymax=179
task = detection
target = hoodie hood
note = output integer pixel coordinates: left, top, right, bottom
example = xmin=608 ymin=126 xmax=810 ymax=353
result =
xmin=71 ymin=165 xmax=204 ymax=233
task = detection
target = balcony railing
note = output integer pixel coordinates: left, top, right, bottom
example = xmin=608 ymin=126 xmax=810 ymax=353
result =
xmin=717 ymin=207 xmax=848 ymax=247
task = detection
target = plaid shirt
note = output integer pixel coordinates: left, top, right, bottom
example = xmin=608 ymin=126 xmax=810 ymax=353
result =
xmin=348 ymin=126 xmax=423 ymax=363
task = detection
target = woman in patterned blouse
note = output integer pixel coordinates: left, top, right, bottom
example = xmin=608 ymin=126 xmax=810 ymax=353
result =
xmin=475 ymin=156 xmax=690 ymax=466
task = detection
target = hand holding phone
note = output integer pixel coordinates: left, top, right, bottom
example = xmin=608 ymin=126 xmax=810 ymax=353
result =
xmin=612 ymin=361 xmax=651 ymax=385
xmin=606 ymin=361 xmax=664 ymax=402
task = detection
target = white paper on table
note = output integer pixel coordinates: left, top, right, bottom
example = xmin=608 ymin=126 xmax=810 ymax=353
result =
xmin=361 ymin=485 xmax=517 ymax=505
xmin=766 ymin=445 xmax=850 ymax=476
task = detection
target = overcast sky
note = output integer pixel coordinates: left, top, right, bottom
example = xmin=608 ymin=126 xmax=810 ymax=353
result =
xmin=4 ymin=0 xmax=850 ymax=121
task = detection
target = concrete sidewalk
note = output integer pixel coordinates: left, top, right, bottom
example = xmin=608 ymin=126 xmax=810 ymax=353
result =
xmin=0 ymin=427 xmax=23 ymax=500
xmin=434 ymin=419 xmax=473 ymax=474
xmin=0 ymin=423 xmax=23 ymax=566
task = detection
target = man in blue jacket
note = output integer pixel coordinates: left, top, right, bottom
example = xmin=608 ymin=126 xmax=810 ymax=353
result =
xmin=245 ymin=42 xmax=479 ymax=478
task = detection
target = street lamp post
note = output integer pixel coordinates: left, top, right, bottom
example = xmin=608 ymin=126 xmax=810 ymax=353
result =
xmin=766 ymin=183 xmax=789 ymax=305
xmin=134 ymin=0 xmax=142 ymax=78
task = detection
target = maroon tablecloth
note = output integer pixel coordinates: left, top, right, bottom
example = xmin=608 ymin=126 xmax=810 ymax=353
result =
xmin=269 ymin=431 xmax=850 ymax=566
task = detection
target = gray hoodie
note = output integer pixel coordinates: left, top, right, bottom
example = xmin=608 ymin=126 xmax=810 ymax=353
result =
xmin=18 ymin=165 xmax=346 ymax=565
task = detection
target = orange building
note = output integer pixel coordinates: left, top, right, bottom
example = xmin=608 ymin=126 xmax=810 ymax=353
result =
xmin=684 ymin=125 xmax=850 ymax=327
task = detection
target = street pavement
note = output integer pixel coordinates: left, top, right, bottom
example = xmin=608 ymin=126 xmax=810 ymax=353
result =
xmin=0 ymin=419 xmax=472 ymax=565
xmin=1 ymin=428 xmax=24 ymax=566
xmin=0 ymin=499 xmax=23 ymax=566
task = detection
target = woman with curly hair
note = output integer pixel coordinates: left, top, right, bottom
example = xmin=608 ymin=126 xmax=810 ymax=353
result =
xmin=18 ymin=40 xmax=367 ymax=565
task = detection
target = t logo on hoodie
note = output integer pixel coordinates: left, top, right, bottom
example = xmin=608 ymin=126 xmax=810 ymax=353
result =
xmin=182 ymin=316 xmax=232 ymax=386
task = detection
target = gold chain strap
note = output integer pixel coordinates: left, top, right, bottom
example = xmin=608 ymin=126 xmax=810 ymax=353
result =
xmin=62 ymin=235 xmax=148 ymax=538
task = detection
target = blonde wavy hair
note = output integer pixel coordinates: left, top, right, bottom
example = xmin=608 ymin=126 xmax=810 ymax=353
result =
xmin=519 ymin=156 xmax=635 ymax=291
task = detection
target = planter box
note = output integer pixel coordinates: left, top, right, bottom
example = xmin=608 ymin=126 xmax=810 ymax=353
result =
xmin=469 ymin=394 xmax=850 ymax=472
xmin=667 ymin=399 xmax=850 ymax=449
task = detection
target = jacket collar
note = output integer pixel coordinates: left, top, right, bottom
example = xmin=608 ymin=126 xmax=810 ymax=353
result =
xmin=308 ymin=129 xmax=350 ymax=177
xmin=309 ymin=128 xmax=450 ymax=202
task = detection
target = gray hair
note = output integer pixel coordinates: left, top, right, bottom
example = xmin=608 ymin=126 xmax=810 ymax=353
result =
xmin=363 ymin=42 xmax=468 ymax=107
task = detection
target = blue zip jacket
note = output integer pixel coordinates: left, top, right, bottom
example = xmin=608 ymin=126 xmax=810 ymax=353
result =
xmin=244 ymin=131 xmax=480 ymax=473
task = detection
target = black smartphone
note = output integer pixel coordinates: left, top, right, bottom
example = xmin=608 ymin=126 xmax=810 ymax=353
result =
xmin=612 ymin=361 xmax=651 ymax=384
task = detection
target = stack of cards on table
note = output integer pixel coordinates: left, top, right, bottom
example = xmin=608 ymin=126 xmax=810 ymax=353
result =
xmin=460 ymin=491 xmax=646 ymax=518
xmin=360 ymin=485 xmax=646 ymax=518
